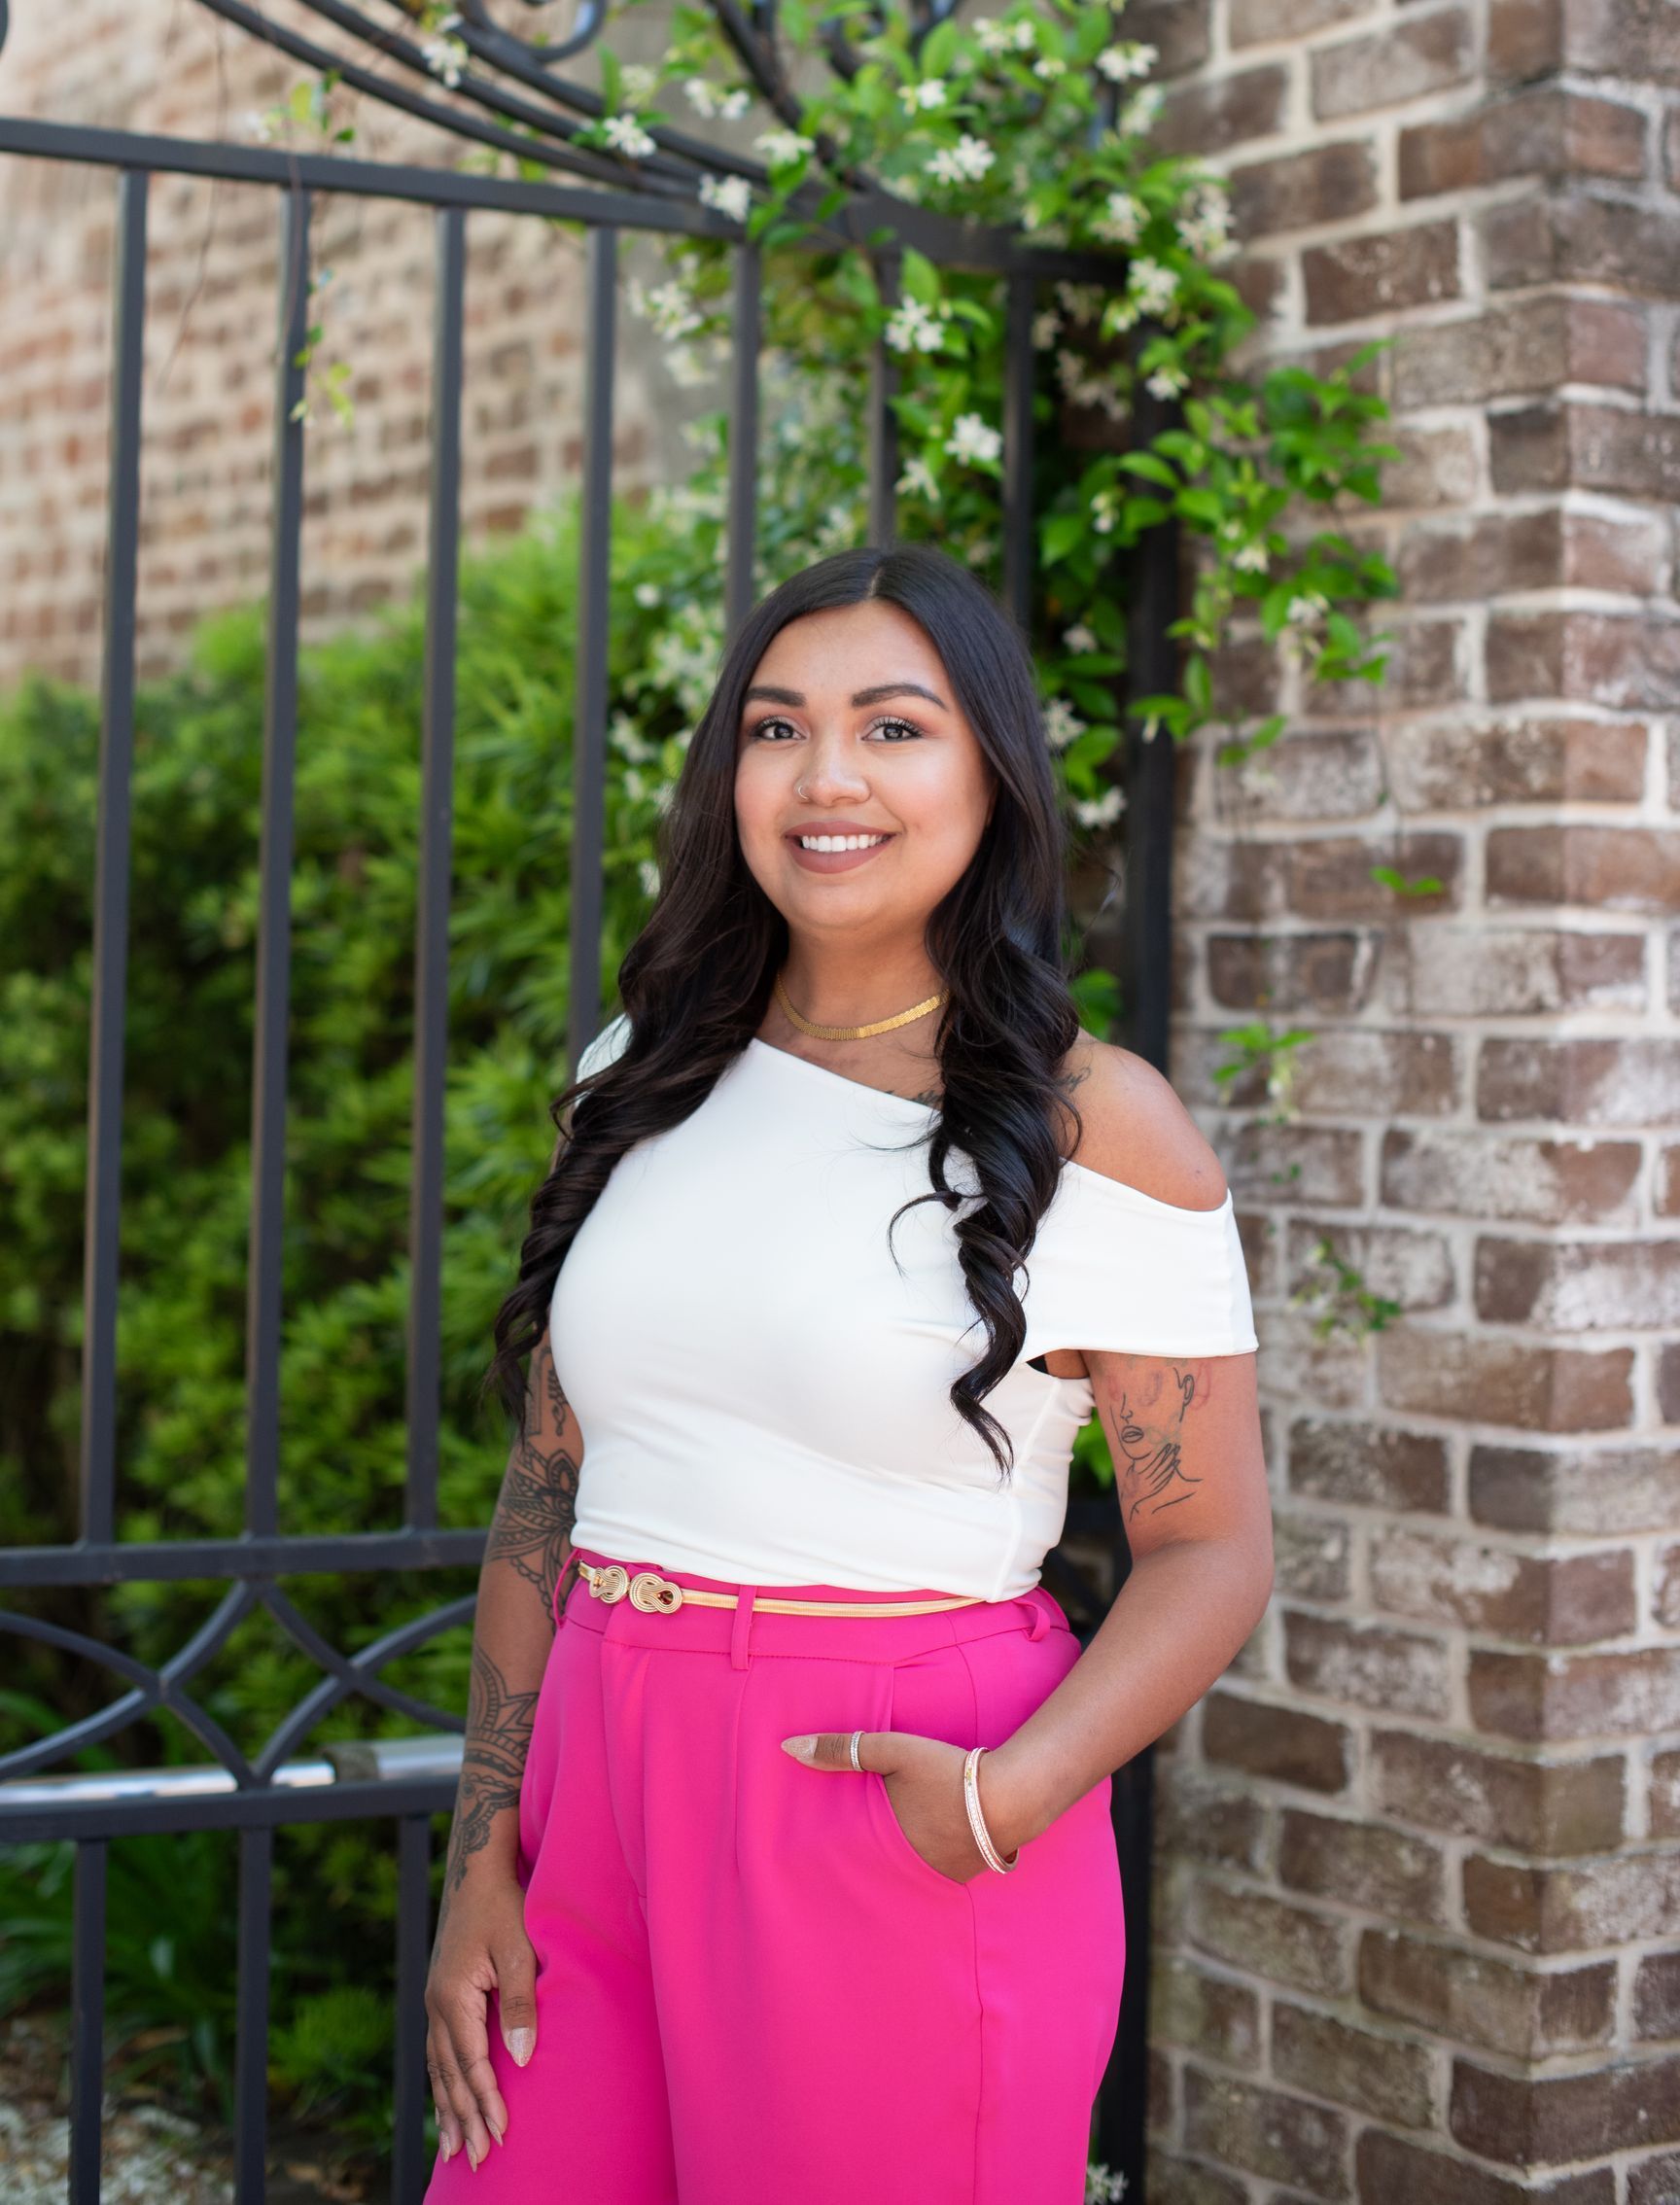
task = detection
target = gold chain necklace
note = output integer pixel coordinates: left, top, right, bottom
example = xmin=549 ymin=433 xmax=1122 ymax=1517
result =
xmin=773 ymin=970 xmax=947 ymax=1042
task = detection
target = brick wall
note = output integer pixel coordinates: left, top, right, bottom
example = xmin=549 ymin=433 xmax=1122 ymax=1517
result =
xmin=1152 ymin=0 xmax=1680 ymax=2197
xmin=0 ymin=0 xmax=685 ymax=687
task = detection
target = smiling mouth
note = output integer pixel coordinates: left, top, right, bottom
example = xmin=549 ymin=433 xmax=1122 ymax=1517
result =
xmin=790 ymin=832 xmax=892 ymax=852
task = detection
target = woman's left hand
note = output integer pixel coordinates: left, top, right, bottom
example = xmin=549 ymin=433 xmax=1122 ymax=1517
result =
xmin=780 ymin=1730 xmax=1022 ymax=1883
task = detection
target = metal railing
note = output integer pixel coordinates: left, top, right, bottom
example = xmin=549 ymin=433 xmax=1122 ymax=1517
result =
xmin=0 ymin=76 xmax=1172 ymax=2205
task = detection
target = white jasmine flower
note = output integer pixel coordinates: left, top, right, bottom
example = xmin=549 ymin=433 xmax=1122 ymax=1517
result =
xmin=638 ymin=858 xmax=661 ymax=897
xmin=1075 ymin=786 xmax=1127 ymax=828
xmin=1119 ymin=85 xmax=1165 ymax=135
xmin=965 ymin=534 xmax=997 ymax=567
xmin=1145 ymin=363 xmax=1189 ymax=399
xmin=632 ymin=583 xmax=661 ymax=609
xmin=243 ymin=108 xmax=277 ymax=143
xmin=684 ymin=78 xmax=721 ymax=117
xmin=1043 ymin=697 xmax=1084 ymax=751
xmin=1033 ymin=54 xmax=1067 ymax=80
xmin=899 ymin=78 xmax=949 ymax=112
xmin=1233 ymin=542 xmax=1270 ymax=574
xmin=611 ymin=712 xmax=657 ymax=761
xmin=974 ymin=17 xmax=1014 ymax=56
xmin=1090 ymin=486 xmax=1119 ymax=536
xmin=755 ymin=127 xmax=813 ymax=165
xmin=928 ymin=134 xmax=996 ymax=186
xmin=1063 ymin=623 xmax=1099 ymax=654
xmin=699 ymin=172 xmax=752 ymax=222
xmin=897 ymin=454 xmax=940 ymax=501
xmin=640 ymin=278 xmax=704 ymax=340
xmin=1009 ymin=18 xmax=1037 ymax=49
xmin=1128 ymin=256 xmax=1178 ymax=316
xmin=422 ymin=32 xmax=470 ymax=87
xmin=1096 ymin=190 xmax=1145 ymax=245
xmin=620 ymin=63 xmax=658 ymax=106
xmin=885 ymin=298 xmax=949 ymax=355
xmin=1097 ymin=41 xmax=1157 ymax=82
xmin=1032 ymin=307 xmax=1062 ymax=350
xmin=1287 ymin=591 xmax=1329 ymax=626
xmin=718 ymin=88 xmax=752 ymax=121
xmin=604 ymin=113 xmax=657 ymax=159
xmin=1178 ymin=183 xmax=1235 ymax=262
xmin=945 ymin=411 xmax=1002 ymax=467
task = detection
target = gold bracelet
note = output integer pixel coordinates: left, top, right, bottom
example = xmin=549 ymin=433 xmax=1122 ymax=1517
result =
xmin=962 ymin=1746 xmax=1019 ymax=1873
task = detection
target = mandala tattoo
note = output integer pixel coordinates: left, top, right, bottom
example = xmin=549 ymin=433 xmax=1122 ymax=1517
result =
xmin=441 ymin=1336 xmax=580 ymax=1894
xmin=485 ymin=1341 xmax=581 ymax=1625
xmin=1107 ymin=1363 xmax=1203 ymax=1522
xmin=443 ymin=1644 xmax=542 ymax=1894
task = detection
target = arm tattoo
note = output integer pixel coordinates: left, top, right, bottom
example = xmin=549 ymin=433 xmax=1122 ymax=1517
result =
xmin=1106 ymin=1362 xmax=1203 ymax=1522
xmin=441 ymin=1338 xmax=579 ymax=1899
xmin=443 ymin=1644 xmax=542 ymax=1892
xmin=484 ymin=1346 xmax=581 ymax=1624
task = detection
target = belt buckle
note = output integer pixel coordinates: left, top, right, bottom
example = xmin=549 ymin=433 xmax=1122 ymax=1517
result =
xmin=628 ymin=1570 xmax=684 ymax=1614
xmin=586 ymin=1563 xmax=630 ymax=1604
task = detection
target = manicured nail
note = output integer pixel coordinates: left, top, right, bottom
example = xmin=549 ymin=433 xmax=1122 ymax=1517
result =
xmin=438 ymin=2133 xmax=454 ymax=2161
xmin=508 ymin=2026 xmax=535 ymax=2066
xmin=782 ymin=1735 xmax=817 ymax=1763
xmin=487 ymin=2111 xmax=505 ymax=2146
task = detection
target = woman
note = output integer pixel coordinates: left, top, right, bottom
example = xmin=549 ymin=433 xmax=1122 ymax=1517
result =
xmin=422 ymin=542 xmax=1272 ymax=2204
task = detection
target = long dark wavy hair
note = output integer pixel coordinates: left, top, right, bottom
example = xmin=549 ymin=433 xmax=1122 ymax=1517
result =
xmin=482 ymin=541 xmax=1090 ymax=1482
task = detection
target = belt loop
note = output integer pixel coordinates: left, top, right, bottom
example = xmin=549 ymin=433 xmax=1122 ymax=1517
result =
xmin=730 ymin=1584 xmax=757 ymax=1668
xmin=1019 ymin=1589 xmax=1051 ymax=1641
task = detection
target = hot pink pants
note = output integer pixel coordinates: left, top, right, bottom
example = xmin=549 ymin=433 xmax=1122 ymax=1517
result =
xmin=424 ymin=1545 xmax=1126 ymax=2203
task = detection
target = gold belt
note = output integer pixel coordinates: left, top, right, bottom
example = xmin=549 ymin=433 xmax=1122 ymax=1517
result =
xmin=578 ymin=1560 xmax=986 ymax=1618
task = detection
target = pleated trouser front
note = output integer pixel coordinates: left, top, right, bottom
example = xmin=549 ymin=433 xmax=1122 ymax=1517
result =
xmin=422 ymin=1542 xmax=1126 ymax=2205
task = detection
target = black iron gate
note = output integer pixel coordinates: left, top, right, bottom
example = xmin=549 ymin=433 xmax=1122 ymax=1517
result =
xmin=0 ymin=8 xmax=1177 ymax=2197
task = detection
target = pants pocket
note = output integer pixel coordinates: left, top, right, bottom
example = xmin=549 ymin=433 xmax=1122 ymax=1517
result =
xmin=866 ymin=1624 xmax=1077 ymax=1893
xmin=865 ymin=1763 xmax=972 ymax=1891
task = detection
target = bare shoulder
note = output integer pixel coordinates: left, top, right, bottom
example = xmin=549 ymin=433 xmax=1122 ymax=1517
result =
xmin=1056 ymin=1034 xmax=1230 ymax=1211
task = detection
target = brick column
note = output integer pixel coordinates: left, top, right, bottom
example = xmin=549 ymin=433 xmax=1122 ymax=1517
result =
xmin=1145 ymin=2 xmax=1680 ymax=2197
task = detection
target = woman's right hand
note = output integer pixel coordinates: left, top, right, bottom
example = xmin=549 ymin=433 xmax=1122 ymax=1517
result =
xmin=425 ymin=1870 xmax=539 ymax=2170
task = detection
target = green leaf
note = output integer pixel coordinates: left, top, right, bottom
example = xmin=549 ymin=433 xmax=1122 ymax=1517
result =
xmin=1370 ymin=865 xmax=1445 ymax=898
xmin=1041 ymin=509 xmax=1088 ymax=566
xmin=921 ymin=17 xmax=961 ymax=77
xmin=1118 ymin=450 xmax=1178 ymax=488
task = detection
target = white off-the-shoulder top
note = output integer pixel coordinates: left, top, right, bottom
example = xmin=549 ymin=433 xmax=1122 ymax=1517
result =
xmin=549 ymin=1013 xmax=1257 ymax=1601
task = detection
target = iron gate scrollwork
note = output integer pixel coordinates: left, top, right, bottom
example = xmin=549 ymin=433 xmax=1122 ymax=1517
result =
xmin=0 ymin=5 xmax=1175 ymax=2197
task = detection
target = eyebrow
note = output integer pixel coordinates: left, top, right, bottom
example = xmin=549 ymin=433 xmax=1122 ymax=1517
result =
xmin=742 ymin=682 xmax=951 ymax=713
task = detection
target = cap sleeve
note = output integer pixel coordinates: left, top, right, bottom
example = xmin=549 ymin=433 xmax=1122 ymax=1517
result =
xmin=577 ymin=1011 xmax=632 ymax=1080
xmin=1021 ymin=1165 xmax=1258 ymax=1361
